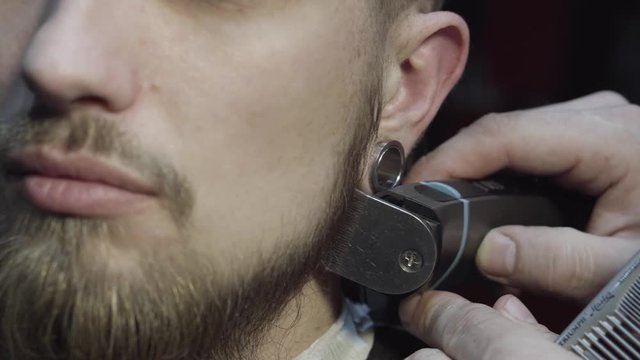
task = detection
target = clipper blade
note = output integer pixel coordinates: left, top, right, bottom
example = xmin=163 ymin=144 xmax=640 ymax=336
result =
xmin=557 ymin=251 xmax=640 ymax=359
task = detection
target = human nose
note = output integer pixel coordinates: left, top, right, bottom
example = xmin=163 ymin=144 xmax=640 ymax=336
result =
xmin=21 ymin=1 xmax=139 ymax=114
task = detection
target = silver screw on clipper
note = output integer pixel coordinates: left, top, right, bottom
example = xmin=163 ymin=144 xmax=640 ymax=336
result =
xmin=399 ymin=250 xmax=423 ymax=273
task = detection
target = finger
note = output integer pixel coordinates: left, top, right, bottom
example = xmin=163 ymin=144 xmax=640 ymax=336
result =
xmin=405 ymin=349 xmax=452 ymax=360
xmin=493 ymin=295 xmax=557 ymax=341
xmin=476 ymin=226 xmax=640 ymax=300
xmin=493 ymin=294 xmax=538 ymax=325
xmin=587 ymin=174 xmax=640 ymax=237
xmin=405 ymin=106 xmax=631 ymax=197
xmin=534 ymin=91 xmax=628 ymax=112
xmin=399 ymin=291 xmax=576 ymax=360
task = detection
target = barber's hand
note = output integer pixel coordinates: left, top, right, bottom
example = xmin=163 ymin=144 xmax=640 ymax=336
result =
xmin=400 ymin=291 xmax=578 ymax=360
xmin=407 ymin=91 xmax=640 ymax=301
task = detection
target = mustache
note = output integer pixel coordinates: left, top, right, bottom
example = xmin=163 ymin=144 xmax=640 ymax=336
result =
xmin=0 ymin=113 xmax=194 ymax=225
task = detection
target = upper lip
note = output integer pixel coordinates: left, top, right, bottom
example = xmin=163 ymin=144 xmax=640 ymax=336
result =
xmin=6 ymin=146 xmax=157 ymax=195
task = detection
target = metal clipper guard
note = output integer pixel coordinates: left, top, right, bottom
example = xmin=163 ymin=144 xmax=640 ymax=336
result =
xmin=326 ymin=178 xmax=581 ymax=296
xmin=323 ymin=190 xmax=440 ymax=295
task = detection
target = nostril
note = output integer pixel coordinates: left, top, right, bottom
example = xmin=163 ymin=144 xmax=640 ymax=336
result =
xmin=73 ymin=96 xmax=111 ymax=110
xmin=28 ymin=95 xmax=112 ymax=120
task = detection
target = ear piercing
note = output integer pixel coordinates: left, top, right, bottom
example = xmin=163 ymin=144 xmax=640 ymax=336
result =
xmin=369 ymin=141 xmax=405 ymax=193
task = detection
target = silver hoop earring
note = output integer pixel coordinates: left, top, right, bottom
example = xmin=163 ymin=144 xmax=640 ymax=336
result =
xmin=369 ymin=141 xmax=406 ymax=193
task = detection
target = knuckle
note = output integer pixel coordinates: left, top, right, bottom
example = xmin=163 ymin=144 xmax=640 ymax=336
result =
xmin=471 ymin=113 xmax=511 ymax=136
xmin=440 ymin=303 xmax=494 ymax=351
xmin=544 ymin=228 xmax=594 ymax=295
xmin=423 ymin=295 xmax=466 ymax=333
xmin=569 ymin=243 xmax=598 ymax=291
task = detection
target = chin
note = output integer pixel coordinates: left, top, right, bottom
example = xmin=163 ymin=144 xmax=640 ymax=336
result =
xmin=0 ymin=219 xmax=317 ymax=360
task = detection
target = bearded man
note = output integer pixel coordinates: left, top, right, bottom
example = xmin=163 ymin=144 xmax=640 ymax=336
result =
xmin=0 ymin=1 xmax=468 ymax=359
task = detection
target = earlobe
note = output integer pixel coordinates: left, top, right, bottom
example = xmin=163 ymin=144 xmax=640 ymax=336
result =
xmin=379 ymin=11 xmax=469 ymax=152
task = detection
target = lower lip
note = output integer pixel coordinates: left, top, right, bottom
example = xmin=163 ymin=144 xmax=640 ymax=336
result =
xmin=21 ymin=175 xmax=155 ymax=217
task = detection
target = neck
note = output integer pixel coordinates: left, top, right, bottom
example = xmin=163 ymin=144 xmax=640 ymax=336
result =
xmin=257 ymin=272 xmax=343 ymax=360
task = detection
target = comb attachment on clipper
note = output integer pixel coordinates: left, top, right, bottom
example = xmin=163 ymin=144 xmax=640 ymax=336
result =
xmin=558 ymin=251 xmax=640 ymax=360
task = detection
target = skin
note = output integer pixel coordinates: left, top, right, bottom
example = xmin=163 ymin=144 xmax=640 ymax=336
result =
xmin=22 ymin=0 xmax=368 ymax=266
xmin=0 ymin=1 xmax=469 ymax=359
xmin=403 ymin=92 xmax=640 ymax=359
xmin=5 ymin=1 xmax=374 ymax=358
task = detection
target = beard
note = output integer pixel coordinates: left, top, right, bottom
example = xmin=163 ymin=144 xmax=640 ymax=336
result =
xmin=0 ymin=81 xmax=380 ymax=359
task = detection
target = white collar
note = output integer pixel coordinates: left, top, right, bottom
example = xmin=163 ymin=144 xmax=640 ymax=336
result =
xmin=294 ymin=300 xmax=374 ymax=360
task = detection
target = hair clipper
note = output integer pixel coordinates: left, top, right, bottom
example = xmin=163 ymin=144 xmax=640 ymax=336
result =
xmin=324 ymin=177 xmax=591 ymax=324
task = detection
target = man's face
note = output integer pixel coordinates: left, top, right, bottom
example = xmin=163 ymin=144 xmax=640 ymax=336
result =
xmin=0 ymin=1 xmax=382 ymax=358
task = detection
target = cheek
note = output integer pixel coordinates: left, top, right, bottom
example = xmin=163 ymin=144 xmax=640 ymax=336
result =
xmin=180 ymin=48 xmax=358 ymax=260
xmin=123 ymin=4 xmax=370 ymax=266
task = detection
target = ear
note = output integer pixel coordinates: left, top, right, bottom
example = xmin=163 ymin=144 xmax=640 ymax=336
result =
xmin=378 ymin=11 xmax=469 ymax=153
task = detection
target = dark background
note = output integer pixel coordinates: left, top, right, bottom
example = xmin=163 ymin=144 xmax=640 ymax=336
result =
xmin=426 ymin=0 xmax=640 ymax=147
xmin=429 ymin=0 xmax=640 ymax=332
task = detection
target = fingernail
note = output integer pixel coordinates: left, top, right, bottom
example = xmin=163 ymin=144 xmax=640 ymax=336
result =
xmin=477 ymin=231 xmax=516 ymax=279
xmin=504 ymin=296 xmax=538 ymax=325
xmin=399 ymin=295 xmax=421 ymax=327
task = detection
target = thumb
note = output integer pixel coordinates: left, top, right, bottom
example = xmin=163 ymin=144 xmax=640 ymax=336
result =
xmin=476 ymin=226 xmax=640 ymax=300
